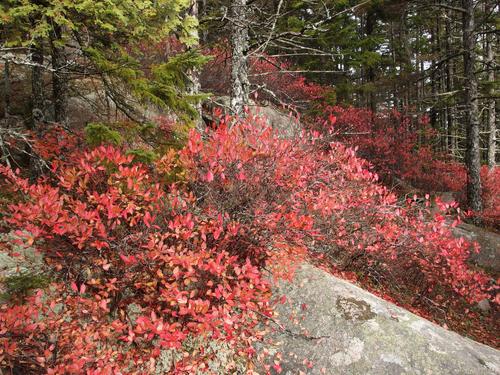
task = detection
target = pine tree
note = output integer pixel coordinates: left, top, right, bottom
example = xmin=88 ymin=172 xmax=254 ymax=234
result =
xmin=0 ymin=0 xmax=207 ymax=124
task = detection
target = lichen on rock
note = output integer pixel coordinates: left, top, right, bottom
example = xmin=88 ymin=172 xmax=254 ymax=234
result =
xmin=261 ymin=263 xmax=500 ymax=374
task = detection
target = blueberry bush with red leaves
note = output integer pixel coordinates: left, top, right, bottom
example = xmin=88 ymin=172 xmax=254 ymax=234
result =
xmin=0 ymin=144 xmax=275 ymax=374
xmin=0 ymin=111 xmax=497 ymax=373
xmin=181 ymin=113 xmax=497 ymax=341
xmin=200 ymin=47 xmax=328 ymax=108
xmin=201 ymin=47 xmax=497 ymax=228
xmin=310 ymin=105 xmax=500 ymax=228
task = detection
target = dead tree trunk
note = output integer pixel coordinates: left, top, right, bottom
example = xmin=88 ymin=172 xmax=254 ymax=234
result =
xmin=1 ymin=61 xmax=11 ymax=166
xmin=229 ymin=0 xmax=250 ymax=116
xmin=188 ymin=0 xmax=204 ymax=131
xmin=462 ymin=0 xmax=482 ymax=212
xmin=200 ymin=0 xmax=208 ymax=44
xmin=31 ymin=44 xmax=45 ymax=129
xmin=445 ymin=9 xmax=456 ymax=157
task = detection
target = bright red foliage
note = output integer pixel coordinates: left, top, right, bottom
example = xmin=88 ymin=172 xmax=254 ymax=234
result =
xmin=0 ymin=144 xmax=274 ymax=373
xmin=180 ymin=114 xmax=495 ymax=307
xmin=201 ymin=48 xmax=327 ymax=107
xmin=0 ymin=112 xmax=497 ymax=372
xmin=311 ymin=105 xmax=500 ymax=227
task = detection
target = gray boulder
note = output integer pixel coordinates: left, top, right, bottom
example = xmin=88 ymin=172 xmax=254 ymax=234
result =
xmin=452 ymin=223 xmax=500 ymax=275
xmin=0 ymin=232 xmax=44 ymax=279
xmin=203 ymin=96 xmax=301 ymax=138
xmin=262 ymin=263 xmax=499 ymax=374
xmin=252 ymin=105 xmax=301 ymax=139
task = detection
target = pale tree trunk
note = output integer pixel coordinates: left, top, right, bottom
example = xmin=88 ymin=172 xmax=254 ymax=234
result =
xmin=439 ymin=18 xmax=448 ymax=151
xmin=430 ymin=17 xmax=438 ymax=130
xmin=200 ymin=0 xmax=208 ymax=44
xmin=1 ymin=61 xmax=11 ymax=166
xmin=462 ymin=0 xmax=482 ymax=212
xmin=188 ymin=0 xmax=204 ymax=132
xmin=229 ymin=0 xmax=250 ymax=116
xmin=51 ymin=24 xmax=69 ymax=125
xmin=486 ymin=26 xmax=496 ymax=170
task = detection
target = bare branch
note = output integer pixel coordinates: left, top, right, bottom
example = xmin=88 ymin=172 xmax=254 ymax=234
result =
xmin=250 ymin=70 xmax=345 ymax=77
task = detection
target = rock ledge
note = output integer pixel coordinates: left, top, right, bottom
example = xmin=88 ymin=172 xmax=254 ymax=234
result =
xmin=264 ymin=263 xmax=499 ymax=374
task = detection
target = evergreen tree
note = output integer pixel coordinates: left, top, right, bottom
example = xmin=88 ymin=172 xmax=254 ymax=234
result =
xmin=0 ymin=0 xmax=207 ymax=124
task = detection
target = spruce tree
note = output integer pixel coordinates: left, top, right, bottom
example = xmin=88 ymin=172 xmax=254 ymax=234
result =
xmin=0 ymin=0 xmax=207 ymax=123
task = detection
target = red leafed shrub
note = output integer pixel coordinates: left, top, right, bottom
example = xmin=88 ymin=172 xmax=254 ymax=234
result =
xmin=480 ymin=168 xmax=500 ymax=227
xmin=309 ymin=106 xmax=437 ymax=186
xmin=311 ymin=105 xmax=500 ymax=227
xmin=178 ymin=114 xmax=495 ymax=306
xmin=0 ymin=146 xmax=275 ymax=373
xmin=31 ymin=126 xmax=81 ymax=163
xmin=0 ymin=113 xmax=496 ymax=372
xmin=200 ymin=47 xmax=328 ymax=107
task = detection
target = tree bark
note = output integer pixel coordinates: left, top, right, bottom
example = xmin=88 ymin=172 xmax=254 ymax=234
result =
xmin=365 ymin=9 xmax=376 ymax=113
xmin=430 ymin=16 xmax=438 ymax=130
xmin=200 ymin=0 xmax=208 ymax=44
xmin=462 ymin=0 xmax=482 ymax=212
xmin=229 ymin=0 xmax=250 ymax=116
xmin=188 ymin=0 xmax=204 ymax=131
xmin=3 ymin=61 xmax=11 ymax=118
xmin=31 ymin=44 xmax=45 ymax=130
xmin=1 ymin=61 xmax=11 ymax=166
xmin=51 ymin=24 xmax=69 ymax=125
xmin=29 ymin=41 xmax=45 ymax=179
xmin=445 ymin=9 xmax=455 ymax=156
xmin=486 ymin=25 xmax=496 ymax=170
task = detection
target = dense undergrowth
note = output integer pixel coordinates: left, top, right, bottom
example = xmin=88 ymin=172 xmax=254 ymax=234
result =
xmin=202 ymin=45 xmax=499 ymax=229
xmin=0 ymin=110 xmax=498 ymax=372
xmin=201 ymin=48 xmax=330 ymax=108
xmin=309 ymin=106 xmax=500 ymax=229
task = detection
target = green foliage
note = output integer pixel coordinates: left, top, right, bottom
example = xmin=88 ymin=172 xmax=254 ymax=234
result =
xmin=290 ymin=0 xmax=305 ymax=9
xmin=126 ymin=149 xmax=158 ymax=164
xmin=0 ymin=0 xmax=195 ymax=47
xmin=321 ymin=88 xmax=337 ymax=106
xmin=84 ymin=123 xmax=123 ymax=147
xmin=141 ymin=50 xmax=211 ymax=120
xmin=1 ymin=0 xmax=206 ymax=118
xmin=286 ymin=16 xmax=304 ymax=32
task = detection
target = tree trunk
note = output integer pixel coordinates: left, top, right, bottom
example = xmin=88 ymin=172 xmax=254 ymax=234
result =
xmin=200 ymin=0 xmax=208 ymax=44
xmin=430 ymin=17 xmax=438 ymax=130
xmin=389 ymin=21 xmax=397 ymax=109
xmin=31 ymin=44 xmax=45 ymax=129
xmin=51 ymin=24 xmax=69 ymax=125
xmin=462 ymin=0 xmax=482 ymax=212
xmin=29 ymin=41 xmax=45 ymax=179
xmin=229 ymin=0 xmax=250 ymax=116
xmin=441 ymin=27 xmax=448 ymax=153
xmin=365 ymin=9 xmax=376 ymax=113
xmin=1 ymin=61 xmax=11 ymax=166
xmin=486 ymin=26 xmax=496 ymax=170
xmin=188 ymin=0 xmax=204 ymax=131
xmin=445 ymin=9 xmax=455 ymax=156
xmin=3 ymin=61 xmax=11 ymax=119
